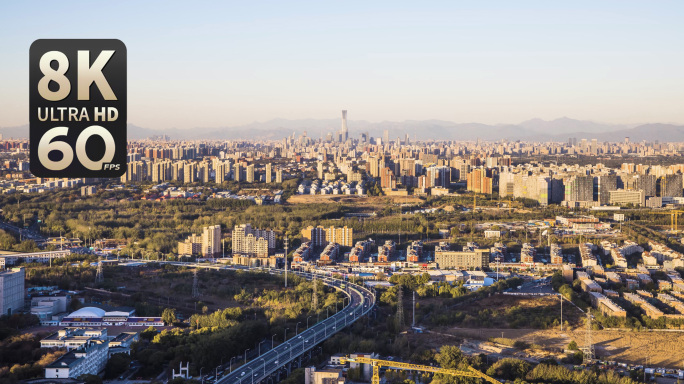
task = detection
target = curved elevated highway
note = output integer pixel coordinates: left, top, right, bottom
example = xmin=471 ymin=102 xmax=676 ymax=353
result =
xmin=215 ymin=269 xmax=376 ymax=384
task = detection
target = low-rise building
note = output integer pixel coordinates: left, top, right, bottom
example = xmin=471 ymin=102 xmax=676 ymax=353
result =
xmin=45 ymin=340 xmax=109 ymax=379
xmin=0 ymin=250 xmax=70 ymax=267
xmin=41 ymin=328 xmax=108 ymax=350
xmin=435 ymin=248 xmax=489 ymax=269
xmin=590 ymin=292 xmax=627 ymax=317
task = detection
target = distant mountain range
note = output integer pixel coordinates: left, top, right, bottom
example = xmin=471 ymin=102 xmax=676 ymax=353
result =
xmin=2 ymin=117 xmax=683 ymax=142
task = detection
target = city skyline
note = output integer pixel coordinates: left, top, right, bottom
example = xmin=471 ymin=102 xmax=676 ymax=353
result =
xmin=2 ymin=1 xmax=684 ymax=129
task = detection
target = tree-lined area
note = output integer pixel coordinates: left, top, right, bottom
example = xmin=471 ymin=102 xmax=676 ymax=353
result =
xmin=4 ymin=265 xmax=345 ymax=382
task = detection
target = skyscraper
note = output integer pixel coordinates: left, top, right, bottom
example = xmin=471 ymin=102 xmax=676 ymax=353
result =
xmin=265 ymin=163 xmax=272 ymax=183
xmin=234 ymin=163 xmax=242 ymax=182
xmin=341 ymin=110 xmax=348 ymax=142
xmin=595 ymin=175 xmax=618 ymax=205
xmin=184 ymin=163 xmax=196 ymax=183
xmin=317 ymin=161 xmax=324 ymax=179
xmin=202 ymin=225 xmax=221 ymax=257
xmin=246 ymin=164 xmax=255 ymax=183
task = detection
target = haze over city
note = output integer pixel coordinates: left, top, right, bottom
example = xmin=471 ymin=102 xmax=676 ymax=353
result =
xmin=4 ymin=2 xmax=684 ymax=384
xmin=2 ymin=1 xmax=684 ymax=129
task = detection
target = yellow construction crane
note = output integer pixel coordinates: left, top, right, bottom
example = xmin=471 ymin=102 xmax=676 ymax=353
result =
xmin=654 ymin=210 xmax=684 ymax=231
xmin=340 ymin=355 xmax=501 ymax=384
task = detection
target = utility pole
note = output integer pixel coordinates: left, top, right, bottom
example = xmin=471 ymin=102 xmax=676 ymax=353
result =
xmin=192 ymin=269 xmax=200 ymax=298
xmin=584 ymin=312 xmax=594 ymax=362
xmin=95 ymin=257 xmax=103 ymax=284
xmin=284 ymin=236 xmax=289 ymax=288
xmin=396 ymin=287 xmax=404 ymax=329
xmin=560 ymin=294 xmax=563 ymax=332
xmin=412 ymin=291 xmax=416 ymax=328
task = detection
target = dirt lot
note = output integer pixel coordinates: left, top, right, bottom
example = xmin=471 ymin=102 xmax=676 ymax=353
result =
xmin=425 ymin=327 xmax=684 ymax=368
xmin=410 ymin=294 xmax=684 ymax=368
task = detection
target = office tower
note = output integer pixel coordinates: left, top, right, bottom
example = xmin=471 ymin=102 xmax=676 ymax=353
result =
xmin=201 ymin=225 xmax=221 ymax=257
xmin=591 ymin=139 xmax=598 ymax=155
xmin=341 ymin=110 xmax=348 ymax=142
xmin=637 ymin=174 xmax=657 ymax=196
xmin=595 ymin=175 xmax=618 ymax=205
xmin=234 ymin=163 xmax=242 ymax=182
xmin=660 ymin=174 xmax=683 ymax=197
xmin=246 ymin=164 xmax=255 ymax=183
xmin=564 ymin=175 xmax=593 ymax=202
xmin=580 ymin=139 xmax=588 ymax=153
xmin=383 ymin=130 xmax=389 ymax=144
xmin=184 ymin=163 xmax=196 ymax=183
xmin=0 ymin=268 xmax=24 ymax=315
xmin=276 ymin=168 xmax=283 ymax=183
xmin=265 ymin=163 xmax=272 ymax=183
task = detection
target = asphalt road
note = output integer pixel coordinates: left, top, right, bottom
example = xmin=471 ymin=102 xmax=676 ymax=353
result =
xmin=216 ymin=269 xmax=376 ymax=384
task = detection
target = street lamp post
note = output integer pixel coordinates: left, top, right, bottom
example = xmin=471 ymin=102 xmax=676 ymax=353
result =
xmin=284 ymin=328 xmax=289 ymax=341
xmin=271 ymin=334 xmax=276 ymax=349
xmin=200 ymin=367 xmax=204 ymax=384
xmin=230 ymin=356 xmax=236 ymax=372
xmin=244 ymin=348 xmax=249 ymax=364
xmin=295 ymin=322 xmax=301 ymax=335
xmin=307 ymin=315 xmax=313 ymax=328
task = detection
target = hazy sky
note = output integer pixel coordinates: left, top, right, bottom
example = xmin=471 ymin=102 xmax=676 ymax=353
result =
xmin=1 ymin=1 xmax=683 ymax=129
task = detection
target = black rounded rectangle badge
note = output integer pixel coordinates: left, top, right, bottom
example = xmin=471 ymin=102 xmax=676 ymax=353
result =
xmin=30 ymin=39 xmax=127 ymax=178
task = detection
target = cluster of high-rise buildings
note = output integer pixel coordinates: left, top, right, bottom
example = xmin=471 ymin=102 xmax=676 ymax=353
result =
xmin=121 ymin=155 xmax=284 ymax=184
xmin=496 ymin=164 xmax=684 ymax=207
xmin=231 ymin=224 xmax=276 ymax=257
xmin=178 ymin=225 xmax=221 ymax=257
xmin=300 ymin=225 xmax=354 ymax=247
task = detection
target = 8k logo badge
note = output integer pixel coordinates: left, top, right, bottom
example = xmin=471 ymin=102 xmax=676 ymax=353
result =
xmin=30 ymin=39 xmax=127 ymax=177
